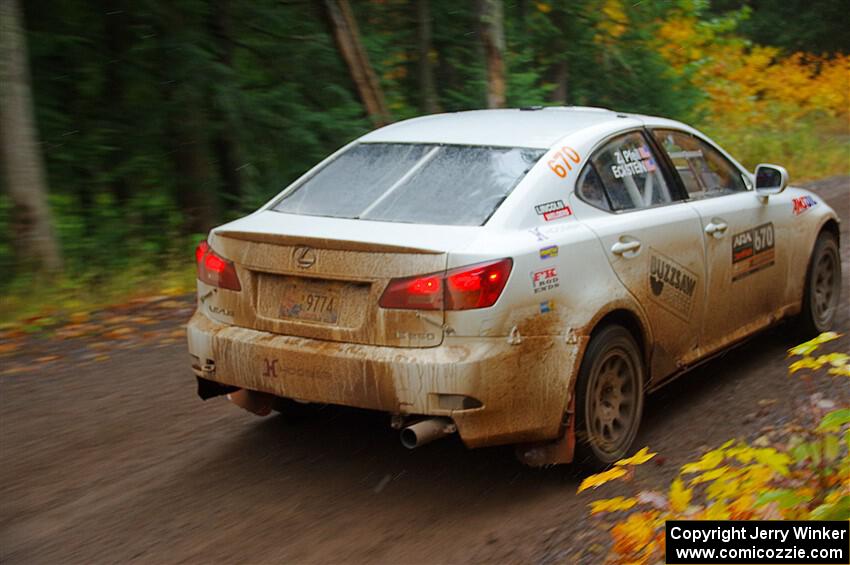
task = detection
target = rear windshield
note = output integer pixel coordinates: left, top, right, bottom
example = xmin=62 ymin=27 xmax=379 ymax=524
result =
xmin=273 ymin=143 xmax=545 ymax=226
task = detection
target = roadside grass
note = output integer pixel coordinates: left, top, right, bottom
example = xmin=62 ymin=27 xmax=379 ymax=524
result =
xmin=0 ymin=262 xmax=196 ymax=332
xmin=706 ymin=116 xmax=850 ymax=184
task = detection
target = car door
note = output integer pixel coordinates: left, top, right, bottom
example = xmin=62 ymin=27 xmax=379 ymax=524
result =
xmin=576 ymin=130 xmax=708 ymax=379
xmin=650 ymin=128 xmax=790 ymax=356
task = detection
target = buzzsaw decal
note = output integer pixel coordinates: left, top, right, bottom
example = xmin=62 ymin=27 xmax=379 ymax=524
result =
xmin=648 ymin=250 xmax=697 ymax=320
xmin=731 ymin=222 xmax=775 ymax=282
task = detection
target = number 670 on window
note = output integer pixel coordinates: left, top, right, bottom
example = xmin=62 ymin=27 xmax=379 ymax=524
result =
xmin=548 ymin=146 xmax=581 ymax=178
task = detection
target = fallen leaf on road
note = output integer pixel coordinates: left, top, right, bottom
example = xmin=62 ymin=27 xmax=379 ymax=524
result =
xmin=69 ymin=312 xmax=91 ymax=324
xmin=103 ymin=327 xmax=133 ymax=339
xmin=577 ymin=466 xmax=627 ymax=493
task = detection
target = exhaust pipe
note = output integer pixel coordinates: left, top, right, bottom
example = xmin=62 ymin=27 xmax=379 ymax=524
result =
xmin=400 ymin=417 xmax=457 ymax=449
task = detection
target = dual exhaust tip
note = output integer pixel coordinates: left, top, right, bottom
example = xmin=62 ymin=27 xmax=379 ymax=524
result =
xmin=400 ymin=417 xmax=457 ymax=449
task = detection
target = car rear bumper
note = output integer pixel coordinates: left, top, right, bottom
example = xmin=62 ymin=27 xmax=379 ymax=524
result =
xmin=187 ymin=310 xmax=583 ymax=448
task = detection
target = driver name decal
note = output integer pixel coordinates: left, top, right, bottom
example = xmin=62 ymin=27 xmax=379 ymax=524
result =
xmin=611 ymin=145 xmax=657 ymax=179
xmin=649 ymin=250 xmax=697 ymax=319
xmin=732 ymin=222 xmax=775 ymax=281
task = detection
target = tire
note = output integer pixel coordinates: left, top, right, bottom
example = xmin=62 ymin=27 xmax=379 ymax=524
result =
xmin=796 ymin=232 xmax=842 ymax=337
xmin=574 ymin=325 xmax=645 ymax=470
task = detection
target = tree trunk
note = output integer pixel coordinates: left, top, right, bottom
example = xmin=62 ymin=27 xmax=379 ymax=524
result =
xmin=324 ymin=0 xmax=390 ymax=126
xmin=478 ymin=0 xmax=506 ymax=108
xmin=0 ymin=0 xmax=62 ymax=273
xmin=209 ymin=0 xmax=243 ymax=206
xmin=415 ymin=0 xmax=439 ymax=114
xmin=548 ymin=8 xmax=569 ymax=105
xmin=550 ymin=59 xmax=569 ymax=104
xmin=99 ymin=0 xmax=132 ymax=207
xmin=158 ymin=6 xmax=217 ymax=234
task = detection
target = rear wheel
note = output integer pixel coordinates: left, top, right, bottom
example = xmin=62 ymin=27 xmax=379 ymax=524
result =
xmin=796 ymin=232 xmax=841 ymax=336
xmin=574 ymin=325 xmax=645 ymax=470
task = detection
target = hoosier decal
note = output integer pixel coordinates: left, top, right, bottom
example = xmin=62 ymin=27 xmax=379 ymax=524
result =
xmin=732 ymin=222 xmax=775 ymax=281
xmin=792 ymin=195 xmax=818 ymax=215
xmin=649 ymin=251 xmax=698 ymax=319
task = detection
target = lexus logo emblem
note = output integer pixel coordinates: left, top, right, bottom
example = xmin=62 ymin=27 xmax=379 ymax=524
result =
xmin=294 ymin=246 xmax=316 ymax=269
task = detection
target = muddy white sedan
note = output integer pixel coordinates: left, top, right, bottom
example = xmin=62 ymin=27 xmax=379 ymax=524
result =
xmin=187 ymin=107 xmax=841 ymax=467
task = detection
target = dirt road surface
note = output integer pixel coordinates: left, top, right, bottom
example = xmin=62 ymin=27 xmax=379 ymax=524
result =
xmin=2 ymin=177 xmax=848 ymax=564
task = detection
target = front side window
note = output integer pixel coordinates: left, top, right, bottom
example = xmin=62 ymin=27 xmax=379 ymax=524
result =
xmin=652 ymin=129 xmax=747 ymax=199
xmin=274 ymin=143 xmax=544 ymax=226
xmin=588 ymin=131 xmax=675 ymax=211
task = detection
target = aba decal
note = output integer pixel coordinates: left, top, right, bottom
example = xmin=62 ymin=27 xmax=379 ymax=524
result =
xmin=792 ymin=195 xmax=817 ymax=215
xmin=732 ymin=222 xmax=775 ymax=281
xmin=648 ymin=250 xmax=697 ymax=319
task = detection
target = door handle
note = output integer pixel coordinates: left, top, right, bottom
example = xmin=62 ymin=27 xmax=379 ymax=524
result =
xmin=705 ymin=221 xmax=728 ymax=237
xmin=611 ymin=240 xmax=641 ymax=255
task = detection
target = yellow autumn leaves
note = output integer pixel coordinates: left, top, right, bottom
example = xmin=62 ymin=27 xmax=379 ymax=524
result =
xmin=580 ymin=333 xmax=850 ymax=564
xmin=788 ymin=332 xmax=850 ymax=377
xmin=577 ymin=447 xmax=657 ymax=493
xmin=591 ymin=0 xmax=849 ymax=180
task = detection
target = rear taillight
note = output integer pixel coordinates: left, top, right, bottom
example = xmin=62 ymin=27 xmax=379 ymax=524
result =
xmin=195 ymin=241 xmax=241 ymax=291
xmin=379 ymin=258 xmax=512 ymax=311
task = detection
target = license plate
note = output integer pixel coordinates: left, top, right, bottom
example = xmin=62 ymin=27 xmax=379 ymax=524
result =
xmin=279 ymin=283 xmax=341 ymax=324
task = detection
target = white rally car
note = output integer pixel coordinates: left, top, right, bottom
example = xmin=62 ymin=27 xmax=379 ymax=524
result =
xmin=187 ymin=107 xmax=841 ymax=467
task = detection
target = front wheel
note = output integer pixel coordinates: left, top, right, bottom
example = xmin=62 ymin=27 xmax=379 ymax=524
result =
xmin=574 ymin=325 xmax=645 ymax=470
xmin=796 ymin=232 xmax=841 ymax=337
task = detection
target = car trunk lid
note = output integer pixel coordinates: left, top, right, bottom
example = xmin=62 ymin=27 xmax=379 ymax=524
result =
xmin=207 ymin=214 xmax=473 ymax=348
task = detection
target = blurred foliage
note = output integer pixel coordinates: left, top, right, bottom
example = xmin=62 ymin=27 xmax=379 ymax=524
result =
xmin=581 ymin=332 xmax=850 ymax=565
xmin=653 ymin=2 xmax=850 ymax=181
xmin=1 ymin=0 xmax=848 ymax=321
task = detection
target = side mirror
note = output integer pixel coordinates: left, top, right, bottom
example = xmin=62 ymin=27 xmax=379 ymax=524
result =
xmin=754 ymin=164 xmax=788 ymax=197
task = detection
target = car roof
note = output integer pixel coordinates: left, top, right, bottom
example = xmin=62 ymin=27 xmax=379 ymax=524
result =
xmin=360 ymin=107 xmax=632 ymax=149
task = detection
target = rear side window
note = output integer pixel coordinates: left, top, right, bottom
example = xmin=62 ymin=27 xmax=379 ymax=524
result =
xmin=576 ymin=165 xmax=611 ymax=211
xmin=585 ymin=132 xmax=675 ymax=211
xmin=274 ymin=143 xmax=544 ymax=226
xmin=652 ymin=129 xmax=747 ymax=199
